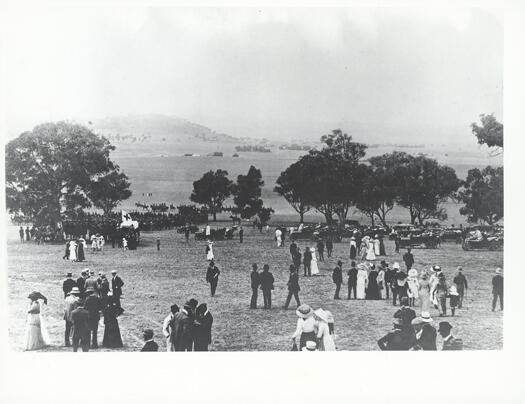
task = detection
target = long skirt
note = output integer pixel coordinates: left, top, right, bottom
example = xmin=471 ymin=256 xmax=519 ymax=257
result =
xmin=103 ymin=319 xmax=123 ymax=348
xmin=419 ymin=289 xmax=431 ymax=313
xmin=356 ymin=279 xmax=366 ymax=299
xmin=299 ymin=331 xmax=316 ymax=350
xmin=350 ymin=245 xmax=357 ymax=259
xmin=25 ymin=314 xmax=46 ymax=351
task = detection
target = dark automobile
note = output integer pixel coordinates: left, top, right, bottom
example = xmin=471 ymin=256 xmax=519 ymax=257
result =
xmin=397 ymin=230 xmax=440 ymax=249
xmin=313 ymin=225 xmax=342 ymax=242
xmin=176 ymin=225 xmax=199 ymax=234
xmin=289 ymin=225 xmax=316 ymax=241
xmin=389 ymin=224 xmax=417 ymax=240
xmin=440 ymin=227 xmax=463 ymax=243
xmin=462 ymin=227 xmax=503 ymax=251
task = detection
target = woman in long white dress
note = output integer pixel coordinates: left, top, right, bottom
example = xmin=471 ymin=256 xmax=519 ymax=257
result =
xmin=377 ymin=265 xmax=385 ymax=299
xmin=314 ymin=308 xmax=336 ymax=351
xmin=275 ymin=228 xmax=282 ymax=247
xmin=360 ymin=238 xmax=368 ymax=260
xmin=310 ymin=247 xmax=320 ymax=275
xmin=25 ymin=291 xmax=49 ymax=351
xmin=206 ymin=241 xmax=214 ymax=261
xmin=373 ymin=235 xmax=381 ymax=256
xmin=366 ymin=240 xmax=376 ymax=261
xmin=407 ymin=268 xmax=420 ymax=306
xmin=68 ymin=240 xmax=77 ymax=261
xmin=356 ymin=264 xmax=368 ymax=299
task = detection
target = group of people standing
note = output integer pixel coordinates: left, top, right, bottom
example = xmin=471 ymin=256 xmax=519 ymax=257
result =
xmin=161 ymin=299 xmax=213 ymax=351
xmin=291 ymin=304 xmax=336 ymax=351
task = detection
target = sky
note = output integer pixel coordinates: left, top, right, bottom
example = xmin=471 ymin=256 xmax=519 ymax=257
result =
xmin=0 ymin=6 xmax=503 ymax=143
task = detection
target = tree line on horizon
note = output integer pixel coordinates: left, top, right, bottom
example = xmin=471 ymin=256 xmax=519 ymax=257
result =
xmin=5 ymin=114 xmax=503 ymax=229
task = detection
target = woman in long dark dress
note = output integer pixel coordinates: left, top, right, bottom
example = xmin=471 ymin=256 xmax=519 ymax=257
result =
xmin=76 ymin=238 xmax=85 ymax=262
xmin=193 ymin=303 xmax=213 ymax=351
xmin=103 ymin=296 xmax=124 ymax=348
xmin=366 ymin=264 xmax=380 ymax=300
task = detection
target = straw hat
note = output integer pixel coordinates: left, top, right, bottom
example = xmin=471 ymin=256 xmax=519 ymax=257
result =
xmin=313 ymin=308 xmax=329 ymax=323
xmin=393 ymin=262 xmax=400 ymax=270
xmin=495 ymin=267 xmax=503 ymax=275
xmin=408 ymin=268 xmax=418 ymax=277
xmin=421 ymin=311 xmax=433 ymax=323
xmin=302 ymin=341 xmax=317 ymax=351
xmin=296 ymin=304 xmax=313 ymax=319
xmin=449 ymin=285 xmax=459 ymax=296
xmin=69 ymin=287 xmax=81 ymax=295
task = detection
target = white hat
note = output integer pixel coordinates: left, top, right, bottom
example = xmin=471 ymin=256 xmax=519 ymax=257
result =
xmin=495 ymin=267 xmax=503 ymax=274
xmin=449 ymin=285 xmax=459 ymax=296
xmin=302 ymin=341 xmax=317 ymax=351
xmin=408 ymin=268 xmax=418 ymax=277
xmin=313 ymin=308 xmax=329 ymax=323
xmin=421 ymin=312 xmax=433 ymax=323
xmin=393 ymin=262 xmax=400 ymax=269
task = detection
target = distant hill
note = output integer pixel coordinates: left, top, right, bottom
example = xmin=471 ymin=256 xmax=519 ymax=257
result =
xmin=92 ymin=114 xmax=250 ymax=145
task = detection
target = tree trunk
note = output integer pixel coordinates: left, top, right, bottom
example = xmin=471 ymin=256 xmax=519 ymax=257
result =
xmin=299 ymin=211 xmax=304 ymax=223
xmin=212 ymin=210 xmax=217 ymax=221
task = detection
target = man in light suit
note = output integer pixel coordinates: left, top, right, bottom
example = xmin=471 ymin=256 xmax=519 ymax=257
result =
xmin=64 ymin=287 xmax=80 ymax=347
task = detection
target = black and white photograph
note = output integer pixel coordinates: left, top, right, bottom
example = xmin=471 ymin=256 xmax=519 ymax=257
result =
xmin=1 ymin=4 xmax=507 ymax=356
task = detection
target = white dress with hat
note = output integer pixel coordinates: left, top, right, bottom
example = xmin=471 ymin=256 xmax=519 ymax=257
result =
xmin=206 ymin=243 xmax=214 ymax=261
xmin=356 ymin=268 xmax=368 ymax=299
xmin=310 ymin=247 xmax=319 ymax=275
xmin=68 ymin=241 xmax=77 ymax=261
xmin=366 ymin=242 xmax=376 ymax=261
xmin=316 ymin=321 xmax=336 ymax=351
xmin=407 ymin=269 xmax=419 ymax=299
xmin=373 ymin=238 xmax=380 ymax=256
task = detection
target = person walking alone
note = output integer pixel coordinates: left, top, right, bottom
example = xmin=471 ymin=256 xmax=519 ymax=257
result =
xmin=326 ymin=237 xmax=333 ymax=258
xmin=260 ymin=264 xmax=274 ymax=309
xmin=403 ymin=248 xmax=415 ymax=270
xmin=250 ymin=263 xmax=260 ymax=309
xmin=347 ymin=261 xmax=358 ymax=299
xmin=492 ymin=267 xmax=503 ymax=311
xmin=303 ymin=247 xmax=312 ymax=277
xmin=206 ymin=261 xmax=220 ymax=297
xmin=317 ymin=239 xmax=325 ymax=262
xmin=284 ymin=265 xmax=301 ymax=309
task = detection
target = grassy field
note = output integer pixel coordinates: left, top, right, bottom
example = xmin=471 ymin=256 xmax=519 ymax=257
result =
xmin=7 ymin=224 xmax=503 ymax=351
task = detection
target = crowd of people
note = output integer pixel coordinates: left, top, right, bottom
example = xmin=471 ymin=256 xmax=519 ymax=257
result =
xmin=21 ymin=221 xmax=503 ymax=352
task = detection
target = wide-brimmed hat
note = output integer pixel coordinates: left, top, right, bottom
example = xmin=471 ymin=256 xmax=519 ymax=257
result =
xmin=325 ymin=310 xmax=334 ymax=323
xmin=302 ymin=341 xmax=317 ymax=351
xmin=393 ymin=262 xmax=400 ymax=269
xmin=411 ymin=317 xmax=424 ymax=326
xmin=27 ymin=291 xmax=45 ymax=300
xmin=432 ymin=265 xmax=441 ymax=272
xmin=408 ymin=268 xmax=418 ymax=277
xmin=421 ymin=312 xmax=433 ymax=323
xmin=296 ymin=304 xmax=313 ymax=319
xmin=495 ymin=267 xmax=503 ymax=275
xmin=85 ymin=287 xmax=95 ymax=293
xmin=313 ymin=308 xmax=329 ymax=323
xmin=449 ymin=285 xmax=459 ymax=296
xmin=457 ymin=266 xmax=463 ymax=272
xmin=69 ymin=287 xmax=81 ymax=295
xmin=111 ymin=269 xmax=117 ymax=274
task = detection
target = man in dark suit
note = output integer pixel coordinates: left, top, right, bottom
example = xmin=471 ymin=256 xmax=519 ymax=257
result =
xmin=347 ymin=261 xmax=358 ymax=299
xmin=250 ymin=263 xmax=260 ymax=309
xmin=289 ymin=241 xmax=298 ymax=260
xmin=259 ymin=264 xmax=275 ymax=309
xmin=206 ymin=262 xmax=220 ymax=297
xmin=332 ymin=260 xmax=343 ymax=299
xmin=377 ymin=318 xmax=414 ymax=351
xmin=453 ymin=267 xmax=468 ymax=309
xmin=326 ymin=237 xmax=333 ymax=258
xmin=76 ymin=270 xmax=87 ymax=295
xmin=394 ymin=297 xmax=416 ymax=331
xmin=411 ymin=314 xmax=437 ymax=350
xmin=317 ymin=239 xmax=325 ymax=261
xmin=170 ymin=302 xmax=194 ymax=351
xmin=438 ymin=321 xmax=463 ymax=350
xmin=140 ymin=329 xmax=159 ymax=352
xmin=303 ymin=248 xmax=312 ymax=277
xmin=84 ymin=289 xmax=102 ymax=348
xmin=403 ymin=248 xmax=415 ymax=270
xmin=284 ymin=265 xmax=301 ymax=309
xmin=292 ymin=248 xmax=302 ymax=270
xmin=111 ymin=270 xmax=124 ymax=308
xmin=63 ymin=272 xmax=76 ymax=298
xmin=239 ymin=226 xmax=244 ymax=243
xmin=492 ymin=267 xmax=503 ymax=311
xmin=194 ymin=303 xmax=213 ymax=351
xmin=382 ymin=261 xmax=392 ymax=299
xmin=71 ymin=299 xmax=90 ymax=352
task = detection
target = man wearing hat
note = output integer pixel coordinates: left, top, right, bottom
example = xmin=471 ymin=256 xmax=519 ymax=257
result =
xmin=332 ymin=261 xmax=344 ymax=300
xmin=394 ymin=297 xmax=416 ymax=330
xmin=453 ymin=267 xmax=468 ymax=309
xmin=84 ymin=270 xmax=99 ymax=296
xmin=284 ymin=265 xmax=301 ymax=309
xmin=84 ymin=288 xmax=102 ymax=348
xmin=170 ymin=301 xmax=194 ymax=351
xmin=163 ymin=304 xmax=179 ymax=351
xmin=326 ymin=237 xmax=333 ymax=258
xmin=63 ymin=272 xmax=76 ymax=298
xmin=492 ymin=267 xmax=503 ymax=311
xmin=76 ymin=270 xmax=88 ymax=295
xmin=250 ymin=263 xmax=260 ymax=309
xmin=260 ymin=264 xmax=275 ymax=309
xmin=64 ymin=287 xmax=80 ymax=347
xmin=111 ymin=270 xmax=124 ymax=308
xmin=71 ymin=298 xmax=90 ymax=352
xmin=347 ymin=261 xmax=358 ymax=300
xmin=403 ymin=248 xmax=415 ymax=270
xmin=140 ymin=329 xmax=159 ymax=352
xmin=383 ymin=261 xmax=393 ymax=300
xmin=206 ymin=261 xmax=220 ymax=297
xmin=303 ymin=247 xmax=312 ymax=277
xmin=377 ymin=318 xmax=414 ymax=351
xmin=438 ymin=321 xmax=463 ymax=350
xmin=411 ymin=312 xmax=437 ymax=350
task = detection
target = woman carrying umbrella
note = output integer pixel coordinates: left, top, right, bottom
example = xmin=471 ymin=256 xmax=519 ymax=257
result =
xmin=25 ymin=291 xmax=49 ymax=351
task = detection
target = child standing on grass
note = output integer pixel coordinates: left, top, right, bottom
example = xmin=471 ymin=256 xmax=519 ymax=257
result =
xmin=448 ymin=285 xmax=459 ymax=316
